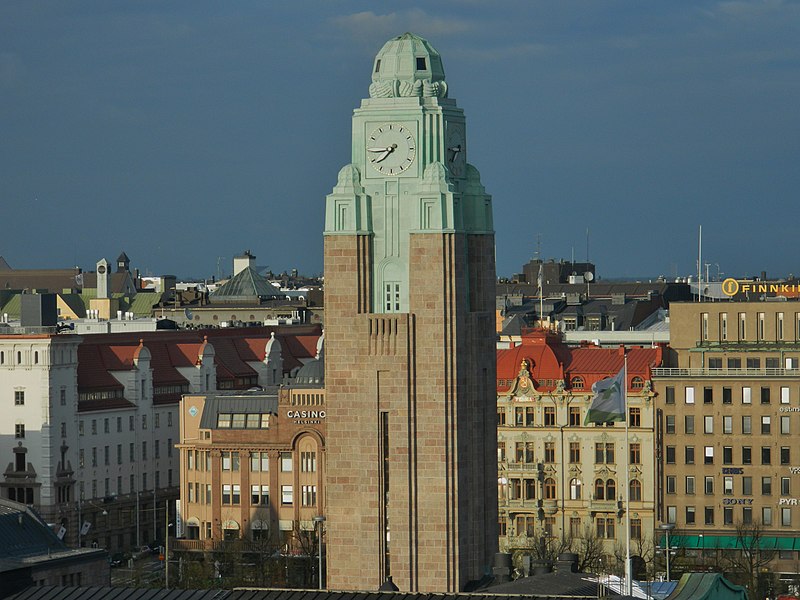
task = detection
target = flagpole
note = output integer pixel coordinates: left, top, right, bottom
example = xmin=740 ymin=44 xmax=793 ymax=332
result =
xmin=538 ymin=264 xmax=544 ymax=327
xmin=624 ymin=353 xmax=632 ymax=596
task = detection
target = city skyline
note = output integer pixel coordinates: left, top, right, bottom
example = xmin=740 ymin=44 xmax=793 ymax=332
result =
xmin=2 ymin=2 xmax=798 ymax=280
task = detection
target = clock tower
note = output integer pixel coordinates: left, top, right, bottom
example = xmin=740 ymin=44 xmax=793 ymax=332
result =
xmin=324 ymin=33 xmax=497 ymax=592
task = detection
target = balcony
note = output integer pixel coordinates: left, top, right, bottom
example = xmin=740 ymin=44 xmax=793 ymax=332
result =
xmin=506 ymin=462 xmax=541 ymax=472
xmin=652 ymin=367 xmax=798 ymax=378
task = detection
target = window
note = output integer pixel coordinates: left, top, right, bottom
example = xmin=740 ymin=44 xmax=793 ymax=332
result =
xmin=524 ymin=478 xmax=536 ymax=500
xmin=129 ymin=416 xmax=134 ymax=431
xmin=763 ymin=507 xmax=773 ymax=526
xmin=667 ymin=506 xmax=677 ymax=524
xmin=686 ymin=506 xmax=696 ymax=525
xmin=301 ymin=485 xmax=317 ymax=507
xmin=704 ymin=446 xmax=714 ymax=464
xmin=724 ymin=507 xmax=733 ymax=525
xmin=666 ymin=387 xmax=675 ymax=405
xmin=685 ymin=415 xmax=695 ymax=434
xmin=142 ymin=415 xmax=147 ymax=430
xmin=739 ymin=313 xmax=746 ymax=340
xmin=781 ymin=447 xmax=791 ymax=465
xmin=544 ymin=478 xmax=556 ymax=499
xmin=767 ymin=357 xmax=780 ymax=369
xmin=233 ymin=484 xmax=241 ymax=504
xmin=595 ymin=443 xmax=614 ymax=464
xmin=154 ymin=413 xmax=160 ymax=428
xmin=762 ymin=416 xmax=771 ymax=434
xmin=415 ymin=57 xmax=426 ymax=70
xmin=722 ymin=387 xmax=732 ymax=404
xmin=742 ymin=446 xmax=752 ymax=465
xmin=544 ymin=442 xmax=555 ymax=463
xmin=14 ymin=391 xmax=24 ymax=406
xmin=705 ymin=506 xmax=715 ymax=525
xmin=708 ymin=357 xmax=722 ymax=369
xmin=666 ymin=415 xmax=675 ymax=434
xmin=704 ymin=476 xmax=714 ymax=495
xmin=301 ymin=451 xmax=317 ymax=472
xmin=142 ymin=442 xmax=147 ymax=461
xmin=781 ymin=387 xmax=790 ymax=404
xmin=685 ymin=387 xmax=695 ymax=404
xmin=724 ymin=476 xmax=733 ymax=495
xmin=596 ymin=517 xmax=616 ymax=539
xmin=723 ymin=416 xmax=732 ymax=434
xmin=762 ymin=476 xmax=772 ymax=495
xmin=782 ymin=477 xmax=791 ymax=496
xmin=281 ymin=485 xmax=293 ymax=505
xmin=666 ymin=446 xmax=676 ymax=464
xmin=15 ymin=424 xmax=25 ymax=439
xmin=222 ymin=484 xmax=231 ymax=504
xmin=666 ymin=476 xmax=676 ymax=494
xmin=104 ymin=418 xmax=109 ymax=434
xmin=569 ymin=407 xmax=581 ymax=426
xmin=686 ymin=476 xmax=695 ymax=495
xmin=280 ymin=452 xmax=292 ymax=472
xmin=104 ymin=446 xmax=109 ymax=466
xmin=742 ymin=416 xmax=751 ymax=434
xmin=685 ymin=446 xmax=695 ymax=464
xmin=782 ymin=508 xmax=792 ymax=527
xmin=497 ymin=442 xmax=506 ymax=462
xmin=630 ymin=443 xmax=641 ymax=464
xmin=723 ymin=446 xmax=733 ymax=464
xmin=761 ymin=387 xmax=771 ymax=404
xmin=630 ymin=479 xmax=642 ymax=501
xmin=703 ymin=387 xmax=713 ymax=404
xmin=742 ymin=387 xmax=752 ymax=404
xmin=544 ymin=406 xmax=555 ymax=426
xmin=91 ymin=420 xmax=97 ymax=435
xmin=384 ymin=282 xmax=401 ymax=312
xmin=747 ymin=357 xmax=761 ymax=369
xmin=571 ymin=376 xmax=585 ymax=390
xmin=116 ymin=417 xmax=122 ymax=433
xmin=762 ymin=446 xmax=772 ymax=465
xmin=569 ymin=442 xmax=580 ymax=463
xmin=704 ymin=416 xmax=713 ymax=434
xmin=702 ymin=313 xmax=709 ymax=340
xmin=629 ymin=407 xmax=641 ymax=427
xmin=743 ymin=476 xmax=753 ymax=495
xmin=130 ymin=443 xmax=135 ymax=462
xmin=569 ymin=478 xmax=581 ymax=500
xmin=515 ymin=515 xmax=536 ymax=537
xmin=497 ymin=409 xmax=506 ymax=426
xmin=728 ymin=357 xmax=741 ymax=369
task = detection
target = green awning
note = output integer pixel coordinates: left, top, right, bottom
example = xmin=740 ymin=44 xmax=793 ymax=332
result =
xmin=658 ymin=535 xmax=796 ymax=549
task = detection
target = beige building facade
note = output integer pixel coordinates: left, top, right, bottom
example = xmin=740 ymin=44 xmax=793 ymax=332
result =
xmin=655 ymin=301 xmax=800 ymax=580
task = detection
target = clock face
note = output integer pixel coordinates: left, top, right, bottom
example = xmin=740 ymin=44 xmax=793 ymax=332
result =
xmin=367 ymin=123 xmax=416 ymax=176
xmin=445 ymin=123 xmax=466 ymax=177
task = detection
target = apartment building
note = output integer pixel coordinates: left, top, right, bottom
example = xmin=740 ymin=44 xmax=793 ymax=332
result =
xmin=654 ymin=300 xmax=800 ymax=580
xmin=496 ymin=329 xmax=663 ymax=565
xmin=175 ymin=350 xmax=325 ymax=549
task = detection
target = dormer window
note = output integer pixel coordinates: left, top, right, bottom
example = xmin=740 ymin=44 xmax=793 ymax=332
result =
xmin=374 ymin=59 xmax=381 ymax=73
xmin=416 ymin=57 xmax=426 ymax=70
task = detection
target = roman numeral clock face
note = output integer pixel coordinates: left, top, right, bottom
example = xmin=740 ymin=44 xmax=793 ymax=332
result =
xmin=367 ymin=123 xmax=416 ymax=176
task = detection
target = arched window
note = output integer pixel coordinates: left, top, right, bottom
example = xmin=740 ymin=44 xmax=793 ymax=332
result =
xmin=631 ymin=376 xmax=644 ymax=390
xmin=570 ymin=478 xmax=582 ymax=500
xmin=17 ymin=351 xmax=22 ymax=364
xmin=544 ymin=477 xmax=556 ymax=499
xmin=629 ymin=479 xmax=642 ymax=502
xmin=571 ymin=376 xmax=585 ymax=390
xmin=34 ymin=351 xmax=39 ymax=365
xmin=606 ymin=478 xmax=616 ymax=500
xmin=594 ymin=478 xmax=605 ymax=500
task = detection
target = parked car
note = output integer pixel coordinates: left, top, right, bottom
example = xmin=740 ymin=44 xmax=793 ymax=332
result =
xmin=133 ymin=545 xmax=152 ymax=560
xmin=110 ymin=552 xmax=128 ymax=567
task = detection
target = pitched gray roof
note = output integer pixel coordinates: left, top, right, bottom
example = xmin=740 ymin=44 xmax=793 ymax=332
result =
xmin=211 ymin=267 xmax=282 ymax=303
xmin=199 ymin=392 xmax=279 ymax=429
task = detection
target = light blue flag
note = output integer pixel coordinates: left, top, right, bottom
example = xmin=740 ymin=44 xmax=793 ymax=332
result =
xmin=584 ymin=367 xmax=626 ymax=424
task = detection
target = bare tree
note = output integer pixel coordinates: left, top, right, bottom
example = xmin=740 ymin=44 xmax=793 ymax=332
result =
xmin=723 ymin=520 xmax=776 ymax=599
xmin=574 ymin=525 xmax=605 ymax=573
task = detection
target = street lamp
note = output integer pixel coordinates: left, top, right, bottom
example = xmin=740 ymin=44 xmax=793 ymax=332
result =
xmin=659 ymin=523 xmax=675 ymax=581
xmin=313 ymin=516 xmax=326 ymax=590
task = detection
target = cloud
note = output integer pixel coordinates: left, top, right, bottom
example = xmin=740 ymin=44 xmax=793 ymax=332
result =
xmin=455 ymin=42 xmax=553 ymax=62
xmin=710 ymin=0 xmax=800 ymax=19
xmin=0 ymin=52 xmax=23 ymax=88
xmin=330 ymin=9 xmax=474 ymax=42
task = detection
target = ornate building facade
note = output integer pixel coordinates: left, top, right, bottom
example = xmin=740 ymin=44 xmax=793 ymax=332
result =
xmin=496 ymin=329 xmax=663 ymax=568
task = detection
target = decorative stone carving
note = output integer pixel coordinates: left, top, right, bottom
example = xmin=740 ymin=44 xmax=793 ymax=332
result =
xmin=368 ymin=78 xmax=447 ymax=99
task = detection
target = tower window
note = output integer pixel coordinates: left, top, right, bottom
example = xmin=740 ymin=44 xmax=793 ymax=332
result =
xmin=385 ymin=282 xmax=401 ymax=312
xmin=374 ymin=59 xmax=381 ymax=73
xmin=416 ymin=57 xmax=426 ymax=70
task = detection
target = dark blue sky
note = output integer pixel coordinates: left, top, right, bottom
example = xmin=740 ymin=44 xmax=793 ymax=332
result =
xmin=2 ymin=2 xmax=798 ymax=281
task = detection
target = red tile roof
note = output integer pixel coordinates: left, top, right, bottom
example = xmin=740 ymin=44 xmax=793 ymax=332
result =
xmin=497 ymin=329 xmax=663 ymax=394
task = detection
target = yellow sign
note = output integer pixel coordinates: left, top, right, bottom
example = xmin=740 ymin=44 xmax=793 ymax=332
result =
xmin=721 ymin=278 xmax=739 ymax=296
xmin=722 ymin=278 xmax=800 ymax=297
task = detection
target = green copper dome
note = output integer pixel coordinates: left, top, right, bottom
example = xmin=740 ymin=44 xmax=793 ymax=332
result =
xmin=369 ymin=32 xmax=447 ymax=99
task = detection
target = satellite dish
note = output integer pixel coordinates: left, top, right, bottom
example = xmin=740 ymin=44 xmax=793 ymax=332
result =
xmin=584 ymin=272 xmax=594 ymax=282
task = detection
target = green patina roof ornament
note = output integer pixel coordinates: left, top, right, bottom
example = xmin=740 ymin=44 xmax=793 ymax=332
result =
xmin=369 ymin=32 xmax=447 ymax=99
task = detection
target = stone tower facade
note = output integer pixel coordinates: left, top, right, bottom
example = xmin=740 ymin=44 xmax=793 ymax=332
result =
xmin=324 ymin=33 xmax=497 ymax=592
